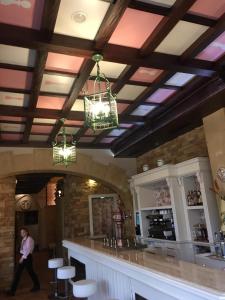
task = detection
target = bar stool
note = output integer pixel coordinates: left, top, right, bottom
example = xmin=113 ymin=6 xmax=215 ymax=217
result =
xmin=57 ymin=266 xmax=75 ymax=300
xmin=48 ymin=258 xmax=64 ymax=297
xmin=71 ymin=279 xmax=97 ymax=299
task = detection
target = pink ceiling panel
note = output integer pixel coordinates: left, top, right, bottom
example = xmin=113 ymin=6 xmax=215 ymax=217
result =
xmin=36 ymin=96 xmax=66 ymax=110
xmin=100 ymin=137 xmax=116 ymax=144
xmin=0 ymin=0 xmax=44 ymax=29
xmin=0 ymin=69 xmax=32 ymax=89
xmin=189 ymin=0 xmax=225 ymax=19
xmin=46 ymin=53 xmax=85 ymax=73
xmin=130 ymin=67 xmax=163 ymax=83
xmin=146 ymin=88 xmax=176 ymax=103
xmin=1 ymin=133 xmax=23 ymax=141
xmin=64 ymin=120 xmax=83 ymax=126
xmin=117 ymin=103 xmax=129 ymax=114
xmin=109 ymin=8 xmax=164 ymax=48
xmin=31 ymin=125 xmax=53 ymax=134
xmin=119 ymin=123 xmax=133 ymax=128
xmin=196 ymin=32 xmax=225 ymax=62
xmin=0 ymin=116 xmax=25 ymax=122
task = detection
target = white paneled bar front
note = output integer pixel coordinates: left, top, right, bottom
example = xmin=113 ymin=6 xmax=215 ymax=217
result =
xmin=63 ymin=239 xmax=225 ymax=300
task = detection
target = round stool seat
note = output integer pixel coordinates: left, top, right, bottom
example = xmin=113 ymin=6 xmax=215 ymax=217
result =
xmin=72 ymin=279 xmax=97 ymax=298
xmin=48 ymin=258 xmax=64 ymax=269
xmin=57 ymin=266 xmax=75 ymax=280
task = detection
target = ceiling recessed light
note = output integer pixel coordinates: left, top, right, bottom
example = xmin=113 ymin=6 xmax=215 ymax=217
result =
xmin=71 ymin=11 xmax=87 ymax=23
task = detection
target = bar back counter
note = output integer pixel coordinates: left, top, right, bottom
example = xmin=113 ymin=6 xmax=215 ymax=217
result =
xmin=63 ymin=239 xmax=225 ymax=300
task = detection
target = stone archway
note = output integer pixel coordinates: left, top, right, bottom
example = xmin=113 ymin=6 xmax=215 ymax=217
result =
xmin=0 ymin=149 xmax=133 ymax=290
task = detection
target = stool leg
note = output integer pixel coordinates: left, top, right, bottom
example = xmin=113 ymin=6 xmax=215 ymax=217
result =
xmin=54 ymin=269 xmax=58 ymax=297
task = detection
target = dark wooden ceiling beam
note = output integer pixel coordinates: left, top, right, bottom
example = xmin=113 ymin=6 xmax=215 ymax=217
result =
xmin=94 ymin=0 xmax=131 ymax=49
xmin=0 ymin=63 xmax=33 ymax=73
xmin=112 ymin=77 xmax=225 ymax=156
xmin=22 ymin=0 xmax=61 ymax=144
xmin=0 ymin=24 xmax=215 ymax=77
xmin=122 ymin=71 xmax=172 ymax=115
xmin=0 ymin=106 xmax=144 ymax=124
xmin=129 ymin=0 xmax=216 ymax=27
xmin=47 ymin=59 xmax=96 ymax=142
xmin=181 ymin=13 xmax=225 ymax=61
xmin=141 ymin=0 xmax=197 ymax=56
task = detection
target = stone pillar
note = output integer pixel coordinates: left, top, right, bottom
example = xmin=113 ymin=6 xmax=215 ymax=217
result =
xmin=0 ymin=177 xmax=16 ymax=290
xmin=203 ymin=108 xmax=225 ymax=231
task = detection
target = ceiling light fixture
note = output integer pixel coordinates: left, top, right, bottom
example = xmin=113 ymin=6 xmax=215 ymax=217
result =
xmin=52 ymin=119 xmax=76 ymax=167
xmin=71 ymin=11 xmax=87 ymax=23
xmin=83 ymin=54 xmax=118 ymax=131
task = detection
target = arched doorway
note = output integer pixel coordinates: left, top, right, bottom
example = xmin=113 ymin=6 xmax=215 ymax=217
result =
xmin=0 ymin=149 xmax=133 ymax=290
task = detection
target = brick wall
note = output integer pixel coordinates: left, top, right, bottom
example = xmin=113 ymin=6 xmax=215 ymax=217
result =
xmin=64 ymin=175 xmax=116 ymax=239
xmin=137 ymin=126 xmax=208 ymax=173
xmin=0 ymin=177 xmax=16 ymax=290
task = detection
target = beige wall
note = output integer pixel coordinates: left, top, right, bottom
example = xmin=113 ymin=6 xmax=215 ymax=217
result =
xmin=203 ymin=108 xmax=225 ymax=231
xmin=137 ymin=126 xmax=208 ymax=173
xmin=0 ymin=149 xmax=133 ymax=289
xmin=0 ymin=177 xmax=16 ymax=289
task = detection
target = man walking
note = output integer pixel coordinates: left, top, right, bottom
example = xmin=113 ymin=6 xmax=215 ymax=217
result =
xmin=7 ymin=227 xmax=40 ymax=296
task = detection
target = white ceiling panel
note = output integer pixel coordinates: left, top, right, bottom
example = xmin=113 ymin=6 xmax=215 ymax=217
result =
xmin=71 ymin=99 xmax=84 ymax=111
xmin=91 ymin=61 xmax=127 ymax=78
xmin=0 ymin=92 xmax=29 ymax=107
xmin=0 ymin=44 xmax=36 ymax=67
xmin=40 ymin=74 xmax=75 ymax=94
xmin=155 ymin=21 xmax=208 ymax=55
xmin=33 ymin=118 xmax=56 ymax=124
xmin=117 ymin=84 xmax=147 ymax=100
xmin=29 ymin=135 xmax=49 ymax=142
xmin=0 ymin=123 xmax=25 ymax=132
xmin=54 ymin=0 xmax=110 ymax=40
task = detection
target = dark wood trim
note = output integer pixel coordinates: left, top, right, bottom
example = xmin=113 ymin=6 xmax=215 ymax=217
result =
xmin=141 ymin=0 xmax=197 ymax=56
xmin=48 ymin=59 xmax=96 ymax=142
xmin=0 ymin=63 xmax=34 ymax=72
xmin=94 ymin=0 xmax=131 ymax=49
xmin=22 ymin=0 xmax=62 ymax=143
xmin=0 ymin=24 xmax=215 ymax=76
xmin=112 ymin=66 xmax=139 ymax=93
xmin=112 ymin=77 xmax=225 ymax=156
xmin=22 ymin=51 xmax=48 ymax=143
xmin=129 ymin=0 xmax=216 ymax=27
xmin=181 ymin=13 xmax=225 ymax=60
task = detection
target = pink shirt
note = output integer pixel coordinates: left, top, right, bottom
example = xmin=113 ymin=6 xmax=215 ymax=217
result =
xmin=20 ymin=236 xmax=34 ymax=259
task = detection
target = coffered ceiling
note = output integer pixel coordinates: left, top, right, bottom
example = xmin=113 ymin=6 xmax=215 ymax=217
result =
xmin=0 ymin=0 xmax=225 ymax=157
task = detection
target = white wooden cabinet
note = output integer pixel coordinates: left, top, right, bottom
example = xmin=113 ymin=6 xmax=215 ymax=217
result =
xmin=130 ymin=158 xmax=220 ymax=260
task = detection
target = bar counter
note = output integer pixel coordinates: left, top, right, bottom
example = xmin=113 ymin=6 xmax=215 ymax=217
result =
xmin=63 ymin=239 xmax=225 ymax=300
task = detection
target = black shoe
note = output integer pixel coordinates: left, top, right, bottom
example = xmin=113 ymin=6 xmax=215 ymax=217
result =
xmin=6 ymin=291 xmax=15 ymax=297
xmin=30 ymin=286 xmax=40 ymax=292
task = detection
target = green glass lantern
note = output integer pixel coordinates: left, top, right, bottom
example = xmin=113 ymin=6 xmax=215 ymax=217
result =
xmin=84 ymin=54 xmax=118 ymax=131
xmin=52 ymin=119 xmax=76 ymax=167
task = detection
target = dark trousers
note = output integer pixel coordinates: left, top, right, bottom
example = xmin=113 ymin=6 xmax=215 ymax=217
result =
xmin=11 ymin=254 xmax=40 ymax=292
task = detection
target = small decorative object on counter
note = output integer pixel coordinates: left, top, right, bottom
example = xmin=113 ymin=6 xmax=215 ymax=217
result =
xmin=187 ymin=190 xmax=202 ymax=206
xmin=142 ymin=164 xmax=149 ymax=172
xmin=193 ymin=223 xmax=208 ymax=242
xmin=157 ymin=159 xmax=164 ymax=167
xmin=217 ymin=167 xmax=225 ymax=182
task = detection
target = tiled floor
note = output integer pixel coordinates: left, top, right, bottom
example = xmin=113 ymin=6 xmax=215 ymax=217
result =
xmin=1 ymin=251 xmax=52 ymax=300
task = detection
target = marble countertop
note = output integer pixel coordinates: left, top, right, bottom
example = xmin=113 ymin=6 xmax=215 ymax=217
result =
xmin=64 ymin=238 xmax=225 ymax=295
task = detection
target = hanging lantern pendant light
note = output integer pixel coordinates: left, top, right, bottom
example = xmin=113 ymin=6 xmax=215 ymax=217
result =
xmin=52 ymin=119 xmax=76 ymax=167
xmin=84 ymin=54 xmax=118 ymax=131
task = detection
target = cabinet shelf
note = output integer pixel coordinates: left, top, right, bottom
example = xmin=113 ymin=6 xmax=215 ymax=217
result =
xmin=140 ymin=205 xmax=172 ymax=211
xmin=186 ymin=206 xmax=204 ymax=210
xmin=192 ymin=241 xmax=210 ymax=246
